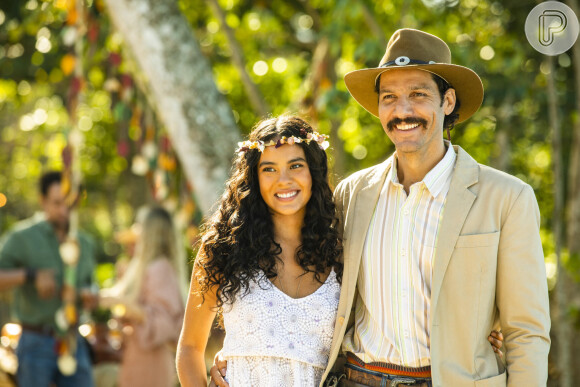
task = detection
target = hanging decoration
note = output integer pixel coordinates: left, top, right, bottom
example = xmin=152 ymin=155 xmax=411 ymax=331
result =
xmin=54 ymin=0 xmax=88 ymax=375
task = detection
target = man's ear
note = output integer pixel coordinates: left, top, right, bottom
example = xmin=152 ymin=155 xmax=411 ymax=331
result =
xmin=443 ymin=88 xmax=456 ymax=115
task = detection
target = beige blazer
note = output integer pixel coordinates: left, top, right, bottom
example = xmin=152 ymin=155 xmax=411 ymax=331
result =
xmin=321 ymin=145 xmax=550 ymax=387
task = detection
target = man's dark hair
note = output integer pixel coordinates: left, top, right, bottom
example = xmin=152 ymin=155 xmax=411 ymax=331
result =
xmin=374 ymin=72 xmax=461 ymax=131
xmin=39 ymin=171 xmax=62 ymax=197
xmin=431 ymin=74 xmax=460 ymax=131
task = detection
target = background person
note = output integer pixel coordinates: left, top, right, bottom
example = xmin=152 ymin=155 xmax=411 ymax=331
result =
xmin=0 ymin=170 xmax=97 ymax=387
xmin=100 ymin=205 xmax=187 ymax=387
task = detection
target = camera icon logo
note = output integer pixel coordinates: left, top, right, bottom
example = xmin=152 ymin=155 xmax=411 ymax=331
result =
xmin=525 ymin=1 xmax=579 ymax=56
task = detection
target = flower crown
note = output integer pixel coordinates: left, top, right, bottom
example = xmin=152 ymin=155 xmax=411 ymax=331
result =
xmin=236 ymin=129 xmax=330 ymax=153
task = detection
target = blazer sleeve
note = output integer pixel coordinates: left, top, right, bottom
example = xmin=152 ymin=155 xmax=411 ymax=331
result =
xmin=496 ymin=184 xmax=550 ymax=386
xmin=133 ymin=259 xmax=185 ymax=350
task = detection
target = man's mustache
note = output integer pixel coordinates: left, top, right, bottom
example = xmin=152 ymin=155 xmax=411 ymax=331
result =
xmin=386 ymin=117 xmax=427 ymax=132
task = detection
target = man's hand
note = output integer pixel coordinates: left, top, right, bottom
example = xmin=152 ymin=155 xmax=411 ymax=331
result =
xmin=208 ymin=350 xmax=229 ymax=387
xmin=488 ymin=330 xmax=504 ymax=358
xmin=35 ymin=269 xmax=56 ymax=299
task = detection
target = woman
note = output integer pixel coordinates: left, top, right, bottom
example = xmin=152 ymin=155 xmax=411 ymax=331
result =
xmin=177 ymin=115 xmax=343 ymax=386
xmin=101 ymin=206 xmax=187 ymax=387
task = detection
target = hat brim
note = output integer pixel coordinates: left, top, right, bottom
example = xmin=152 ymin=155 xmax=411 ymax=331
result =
xmin=344 ymin=64 xmax=483 ymax=123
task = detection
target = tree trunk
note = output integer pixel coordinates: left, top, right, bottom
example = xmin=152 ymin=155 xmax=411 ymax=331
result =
xmin=103 ymin=0 xmax=241 ymax=216
xmin=359 ymin=0 xmax=387 ymax=47
xmin=546 ymin=56 xmax=571 ymax=387
xmin=490 ymin=94 xmax=514 ymax=172
xmin=564 ymin=0 xmax=580 ymax=384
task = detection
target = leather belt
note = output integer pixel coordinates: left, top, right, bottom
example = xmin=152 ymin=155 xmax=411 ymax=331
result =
xmin=345 ymin=367 xmax=430 ymax=387
xmin=343 ymin=353 xmax=431 ymax=387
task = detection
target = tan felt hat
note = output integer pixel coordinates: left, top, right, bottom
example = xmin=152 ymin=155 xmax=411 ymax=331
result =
xmin=344 ymin=28 xmax=484 ymax=123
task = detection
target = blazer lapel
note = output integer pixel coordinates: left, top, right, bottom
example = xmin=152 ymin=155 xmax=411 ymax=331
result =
xmin=430 ymin=146 xmax=479 ymax=327
xmin=344 ymin=159 xmax=392 ymax=296
xmin=325 ymin=159 xmax=392 ymax=373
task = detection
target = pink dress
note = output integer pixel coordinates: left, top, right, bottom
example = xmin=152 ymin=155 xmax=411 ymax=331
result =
xmin=119 ymin=258 xmax=185 ymax=387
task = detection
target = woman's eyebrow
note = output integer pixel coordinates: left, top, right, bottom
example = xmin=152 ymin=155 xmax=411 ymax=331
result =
xmin=287 ymin=157 xmax=306 ymax=164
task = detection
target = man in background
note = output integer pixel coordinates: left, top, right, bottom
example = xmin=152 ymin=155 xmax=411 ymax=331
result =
xmin=0 ymin=171 xmax=97 ymax=387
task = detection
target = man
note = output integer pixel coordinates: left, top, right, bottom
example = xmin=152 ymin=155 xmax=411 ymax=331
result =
xmin=322 ymin=29 xmax=550 ymax=386
xmin=209 ymin=29 xmax=549 ymax=387
xmin=0 ymin=171 xmax=96 ymax=387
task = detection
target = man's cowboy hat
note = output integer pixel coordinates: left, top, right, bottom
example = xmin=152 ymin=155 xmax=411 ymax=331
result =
xmin=344 ymin=28 xmax=484 ymax=123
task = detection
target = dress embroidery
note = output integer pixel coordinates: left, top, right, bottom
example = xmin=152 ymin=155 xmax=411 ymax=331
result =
xmin=222 ymin=270 xmax=341 ymax=386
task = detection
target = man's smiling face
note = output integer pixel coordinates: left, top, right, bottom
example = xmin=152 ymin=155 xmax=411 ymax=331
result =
xmin=377 ymin=68 xmax=456 ymax=158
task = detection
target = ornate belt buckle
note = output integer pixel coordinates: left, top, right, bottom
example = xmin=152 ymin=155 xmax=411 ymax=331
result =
xmin=391 ymin=377 xmax=417 ymax=386
xmin=325 ymin=373 xmax=346 ymax=387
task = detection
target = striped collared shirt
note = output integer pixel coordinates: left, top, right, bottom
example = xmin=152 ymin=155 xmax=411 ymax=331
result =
xmin=342 ymin=144 xmax=456 ymax=367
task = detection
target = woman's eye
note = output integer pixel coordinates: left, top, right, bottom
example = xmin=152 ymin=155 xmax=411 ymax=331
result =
xmin=262 ymin=167 xmax=275 ymax=172
xmin=290 ymin=163 xmax=304 ymax=170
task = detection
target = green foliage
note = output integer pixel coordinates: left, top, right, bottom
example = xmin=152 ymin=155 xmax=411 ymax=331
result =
xmin=0 ymin=0 xmax=578 ymax=304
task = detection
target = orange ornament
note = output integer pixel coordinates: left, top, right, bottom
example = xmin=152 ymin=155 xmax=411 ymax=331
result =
xmin=159 ymin=153 xmax=177 ymax=171
xmin=60 ymin=54 xmax=76 ymax=76
xmin=64 ymin=303 xmax=77 ymax=325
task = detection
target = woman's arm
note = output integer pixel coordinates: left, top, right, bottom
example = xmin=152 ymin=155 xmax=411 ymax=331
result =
xmin=176 ymin=264 xmax=218 ymax=387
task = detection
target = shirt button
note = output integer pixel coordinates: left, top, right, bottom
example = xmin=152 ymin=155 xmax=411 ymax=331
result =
xmin=401 ymin=249 xmax=406 ymax=256
xmin=402 ymin=291 xmax=407 ymax=297
xmin=403 ymin=208 xmax=410 ymax=215
xmin=404 ymin=331 xmax=409 ymax=338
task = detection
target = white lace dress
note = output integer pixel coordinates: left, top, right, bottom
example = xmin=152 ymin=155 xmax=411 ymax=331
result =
xmin=222 ymin=269 xmax=341 ymax=386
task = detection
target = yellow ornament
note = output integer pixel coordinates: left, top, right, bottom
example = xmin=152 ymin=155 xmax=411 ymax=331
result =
xmin=59 ymin=239 xmax=79 ymax=266
xmin=57 ymin=354 xmax=77 ymax=376
xmin=65 ymin=303 xmax=77 ymax=325
xmin=112 ymin=304 xmax=127 ymax=318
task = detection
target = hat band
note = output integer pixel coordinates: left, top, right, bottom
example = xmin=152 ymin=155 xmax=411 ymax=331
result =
xmin=381 ymin=56 xmax=437 ymax=67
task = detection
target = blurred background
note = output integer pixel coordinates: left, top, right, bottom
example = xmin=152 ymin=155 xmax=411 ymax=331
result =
xmin=0 ymin=0 xmax=579 ymax=386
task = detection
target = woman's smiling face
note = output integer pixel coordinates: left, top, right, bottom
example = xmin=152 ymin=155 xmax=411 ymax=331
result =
xmin=257 ymin=143 xmax=312 ymax=222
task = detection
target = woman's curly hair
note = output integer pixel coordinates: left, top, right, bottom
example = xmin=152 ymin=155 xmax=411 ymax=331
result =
xmin=194 ymin=115 xmax=342 ymax=308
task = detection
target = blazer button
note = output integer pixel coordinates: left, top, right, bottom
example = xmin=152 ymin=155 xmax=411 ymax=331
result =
xmin=337 ymin=316 xmax=345 ymax=325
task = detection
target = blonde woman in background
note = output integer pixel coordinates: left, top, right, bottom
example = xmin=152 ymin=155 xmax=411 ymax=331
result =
xmin=100 ymin=206 xmax=187 ymax=387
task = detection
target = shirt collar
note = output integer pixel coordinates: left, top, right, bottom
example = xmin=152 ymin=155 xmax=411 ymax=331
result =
xmin=387 ymin=141 xmax=456 ymax=197
xmin=423 ymin=141 xmax=456 ymax=197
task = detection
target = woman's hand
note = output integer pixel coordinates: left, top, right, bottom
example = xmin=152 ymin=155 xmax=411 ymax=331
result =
xmin=488 ymin=330 xmax=504 ymax=357
xmin=209 ymin=350 xmax=229 ymax=387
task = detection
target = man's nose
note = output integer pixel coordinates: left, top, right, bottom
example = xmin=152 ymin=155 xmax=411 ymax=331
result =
xmin=393 ymin=97 xmax=413 ymax=116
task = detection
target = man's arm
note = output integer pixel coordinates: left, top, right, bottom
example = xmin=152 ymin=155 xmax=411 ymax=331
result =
xmin=0 ymin=232 xmax=57 ymax=297
xmin=496 ymin=184 xmax=550 ymax=386
xmin=0 ymin=269 xmax=27 ymax=291
xmin=0 ymin=268 xmax=57 ymax=298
